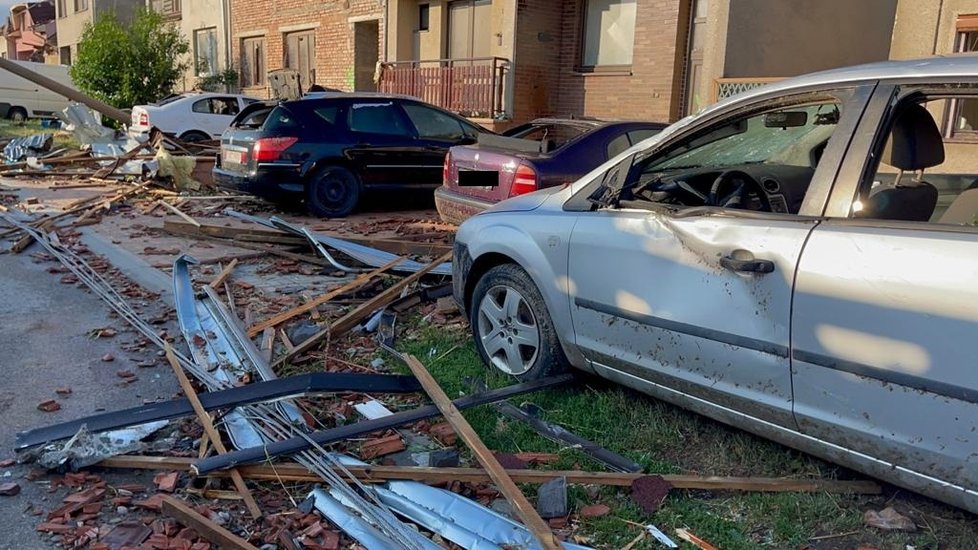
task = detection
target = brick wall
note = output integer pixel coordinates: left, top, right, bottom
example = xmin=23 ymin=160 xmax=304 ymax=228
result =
xmin=231 ymin=0 xmax=385 ymax=98
xmin=512 ymin=0 xmax=688 ymax=124
xmin=511 ymin=0 xmax=562 ymax=122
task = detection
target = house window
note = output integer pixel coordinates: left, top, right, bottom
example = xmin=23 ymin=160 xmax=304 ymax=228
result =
xmin=56 ymin=0 xmax=66 ymax=18
xmin=419 ymin=4 xmax=430 ymax=31
xmin=946 ymin=18 xmax=978 ymax=140
xmin=581 ymin=0 xmax=636 ymax=68
xmin=73 ymin=0 xmax=88 ymax=13
xmin=60 ymin=46 xmax=71 ymax=65
xmin=150 ymin=0 xmax=181 ymax=19
xmin=284 ymin=30 xmax=316 ymax=89
xmin=194 ymin=27 xmax=218 ymax=76
xmin=240 ymin=36 xmax=265 ymax=88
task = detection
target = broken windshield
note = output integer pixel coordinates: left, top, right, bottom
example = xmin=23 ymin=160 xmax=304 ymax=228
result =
xmin=647 ymin=103 xmax=840 ymax=171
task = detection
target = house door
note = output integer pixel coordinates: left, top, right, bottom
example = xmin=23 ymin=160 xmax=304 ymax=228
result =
xmin=448 ymin=0 xmax=492 ymax=59
xmin=285 ymin=30 xmax=316 ymax=90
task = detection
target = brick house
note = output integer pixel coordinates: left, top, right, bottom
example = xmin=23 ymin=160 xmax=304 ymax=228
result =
xmin=381 ymin=0 xmax=899 ymax=128
xmin=230 ymin=0 xmax=385 ymax=99
xmin=2 ymin=1 xmax=56 ymax=62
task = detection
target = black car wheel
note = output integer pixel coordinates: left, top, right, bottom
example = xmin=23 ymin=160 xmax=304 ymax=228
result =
xmin=306 ymin=166 xmax=361 ymax=218
xmin=470 ymin=263 xmax=569 ymax=380
xmin=8 ymin=107 xmax=27 ymax=125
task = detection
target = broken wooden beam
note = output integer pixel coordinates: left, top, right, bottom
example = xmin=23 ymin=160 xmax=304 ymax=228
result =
xmin=274 ymin=251 xmax=452 ymax=366
xmin=163 ymin=345 xmax=262 ymax=519
xmin=160 ymin=495 xmax=259 ymax=550
xmin=208 ymin=258 xmax=238 ymax=289
xmin=94 ymin=456 xmax=883 ymax=493
xmin=401 ymin=353 xmax=563 ymax=550
xmin=157 ymin=201 xmax=200 ymax=227
xmin=245 ymin=257 xmax=404 ymax=337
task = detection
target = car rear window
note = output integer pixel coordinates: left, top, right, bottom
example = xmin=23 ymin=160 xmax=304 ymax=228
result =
xmin=263 ymin=106 xmax=301 ymax=131
xmin=509 ymin=124 xmax=589 ymax=151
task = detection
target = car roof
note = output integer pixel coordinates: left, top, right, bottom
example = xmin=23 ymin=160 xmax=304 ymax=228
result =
xmin=726 ymin=54 xmax=978 ymax=103
xmin=291 ymin=92 xmax=419 ymax=102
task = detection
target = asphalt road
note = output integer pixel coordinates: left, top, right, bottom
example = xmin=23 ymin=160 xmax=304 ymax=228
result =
xmin=0 ymin=249 xmax=179 ymax=549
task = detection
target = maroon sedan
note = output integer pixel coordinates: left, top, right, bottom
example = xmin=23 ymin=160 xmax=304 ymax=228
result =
xmin=435 ymin=118 xmax=665 ymax=224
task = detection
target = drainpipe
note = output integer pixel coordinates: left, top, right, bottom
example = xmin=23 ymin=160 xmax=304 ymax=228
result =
xmin=382 ymin=0 xmax=388 ymax=62
xmin=222 ymin=0 xmax=232 ymax=89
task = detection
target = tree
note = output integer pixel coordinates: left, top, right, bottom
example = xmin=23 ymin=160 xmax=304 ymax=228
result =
xmin=70 ymin=9 xmax=189 ymax=109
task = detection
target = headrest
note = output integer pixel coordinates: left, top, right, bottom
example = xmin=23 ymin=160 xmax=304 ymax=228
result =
xmin=882 ymin=103 xmax=944 ymax=171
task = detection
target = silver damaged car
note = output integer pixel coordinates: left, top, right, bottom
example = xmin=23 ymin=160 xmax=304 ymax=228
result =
xmin=452 ymin=56 xmax=978 ymax=513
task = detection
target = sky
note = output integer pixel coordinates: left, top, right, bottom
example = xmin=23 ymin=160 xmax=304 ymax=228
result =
xmin=0 ymin=0 xmax=16 ymax=17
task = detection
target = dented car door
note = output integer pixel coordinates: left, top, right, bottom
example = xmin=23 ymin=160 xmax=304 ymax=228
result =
xmin=567 ymin=87 xmax=873 ymax=428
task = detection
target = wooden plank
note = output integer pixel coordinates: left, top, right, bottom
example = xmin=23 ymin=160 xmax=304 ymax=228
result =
xmin=275 ymin=252 xmax=452 ymax=366
xmin=208 ymin=259 xmax=239 ymax=289
xmin=163 ymin=346 xmax=263 ymax=519
xmin=401 ymin=354 xmax=563 ymax=550
xmin=245 ymin=258 xmax=404 ymax=337
xmin=259 ymin=327 xmax=275 ymax=364
xmin=158 ymin=201 xmax=200 ymax=227
xmin=161 ymin=495 xmax=259 ymax=550
xmin=94 ymin=457 xmax=883 ymax=494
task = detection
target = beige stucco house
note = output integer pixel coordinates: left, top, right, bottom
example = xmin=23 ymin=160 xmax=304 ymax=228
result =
xmin=147 ymin=0 xmax=230 ymax=92
xmin=55 ymin=0 xmax=141 ymax=64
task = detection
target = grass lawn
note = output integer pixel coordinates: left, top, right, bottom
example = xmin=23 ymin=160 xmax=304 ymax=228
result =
xmin=374 ymin=320 xmax=978 ymax=549
xmin=0 ymin=119 xmax=81 ymax=150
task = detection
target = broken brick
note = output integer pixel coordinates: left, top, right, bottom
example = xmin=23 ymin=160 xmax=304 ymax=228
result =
xmin=493 ymin=452 xmax=528 ymax=470
xmin=428 ymin=422 xmax=457 ymax=446
xmin=630 ymin=475 xmax=672 ymax=514
xmin=0 ymin=482 xmax=21 ymax=496
xmin=37 ymin=399 xmax=61 ymax=412
xmin=102 ymin=353 xmax=115 ymax=362
xmin=133 ymin=494 xmax=165 ymax=512
xmin=36 ymin=522 xmax=73 ymax=534
xmin=55 ymin=386 xmax=73 ymax=396
xmin=153 ymin=472 xmax=179 ymax=493
xmin=0 ymin=458 xmax=14 ymax=467
xmin=579 ymin=504 xmax=611 ymax=518
xmin=358 ymin=433 xmax=405 ymax=460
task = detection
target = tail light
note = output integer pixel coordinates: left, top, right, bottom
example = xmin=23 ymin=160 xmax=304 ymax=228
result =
xmin=138 ymin=112 xmax=148 ymax=126
xmin=252 ymin=137 xmax=298 ymax=162
xmin=509 ymin=163 xmax=537 ymax=197
xmin=443 ymin=152 xmax=451 ymax=184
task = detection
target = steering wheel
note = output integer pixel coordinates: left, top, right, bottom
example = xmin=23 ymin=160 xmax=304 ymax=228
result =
xmin=707 ymin=170 xmax=770 ymax=211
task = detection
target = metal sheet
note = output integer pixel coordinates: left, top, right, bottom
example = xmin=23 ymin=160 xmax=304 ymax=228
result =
xmin=309 ymin=489 xmax=438 ymax=550
xmin=378 ymin=481 xmax=594 ymax=550
xmin=224 ymin=210 xmax=452 ymax=276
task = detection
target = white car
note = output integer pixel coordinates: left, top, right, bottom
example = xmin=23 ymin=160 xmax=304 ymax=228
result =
xmin=130 ymin=93 xmax=261 ymax=143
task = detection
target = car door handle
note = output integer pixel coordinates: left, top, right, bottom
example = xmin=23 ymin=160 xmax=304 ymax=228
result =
xmin=720 ymin=254 xmax=775 ymax=273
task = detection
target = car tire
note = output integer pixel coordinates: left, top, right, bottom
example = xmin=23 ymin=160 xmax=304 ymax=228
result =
xmin=8 ymin=107 xmax=27 ymax=125
xmin=470 ymin=263 xmax=570 ymax=380
xmin=306 ymin=165 xmax=361 ymax=218
xmin=179 ymin=130 xmax=210 ymax=143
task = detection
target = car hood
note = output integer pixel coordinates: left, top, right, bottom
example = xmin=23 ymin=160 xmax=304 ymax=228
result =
xmin=480 ymin=185 xmax=566 ymax=215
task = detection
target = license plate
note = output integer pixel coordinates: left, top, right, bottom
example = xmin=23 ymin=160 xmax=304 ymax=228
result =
xmin=222 ymin=149 xmax=244 ymax=165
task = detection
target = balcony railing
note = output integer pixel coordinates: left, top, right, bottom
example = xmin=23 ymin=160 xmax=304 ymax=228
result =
xmin=712 ymin=77 xmax=784 ymax=102
xmin=379 ymin=57 xmax=511 ymax=119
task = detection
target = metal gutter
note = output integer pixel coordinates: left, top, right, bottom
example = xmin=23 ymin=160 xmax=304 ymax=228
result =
xmin=15 ymin=372 xmax=422 ymax=451
xmin=193 ymin=374 xmax=573 ymax=474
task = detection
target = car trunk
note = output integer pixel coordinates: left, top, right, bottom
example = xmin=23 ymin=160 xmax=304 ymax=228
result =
xmin=219 ymin=127 xmax=259 ymax=174
xmin=445 ymin=135 xmax=548 ymax=202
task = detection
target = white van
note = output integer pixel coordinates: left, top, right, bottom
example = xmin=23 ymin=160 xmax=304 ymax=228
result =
xmin=0 ymin=60 xmax=73 ymax=122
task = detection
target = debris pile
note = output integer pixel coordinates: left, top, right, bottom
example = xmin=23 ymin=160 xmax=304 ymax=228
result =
xmin=0 ymin=173 xmax=886 ymax=550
